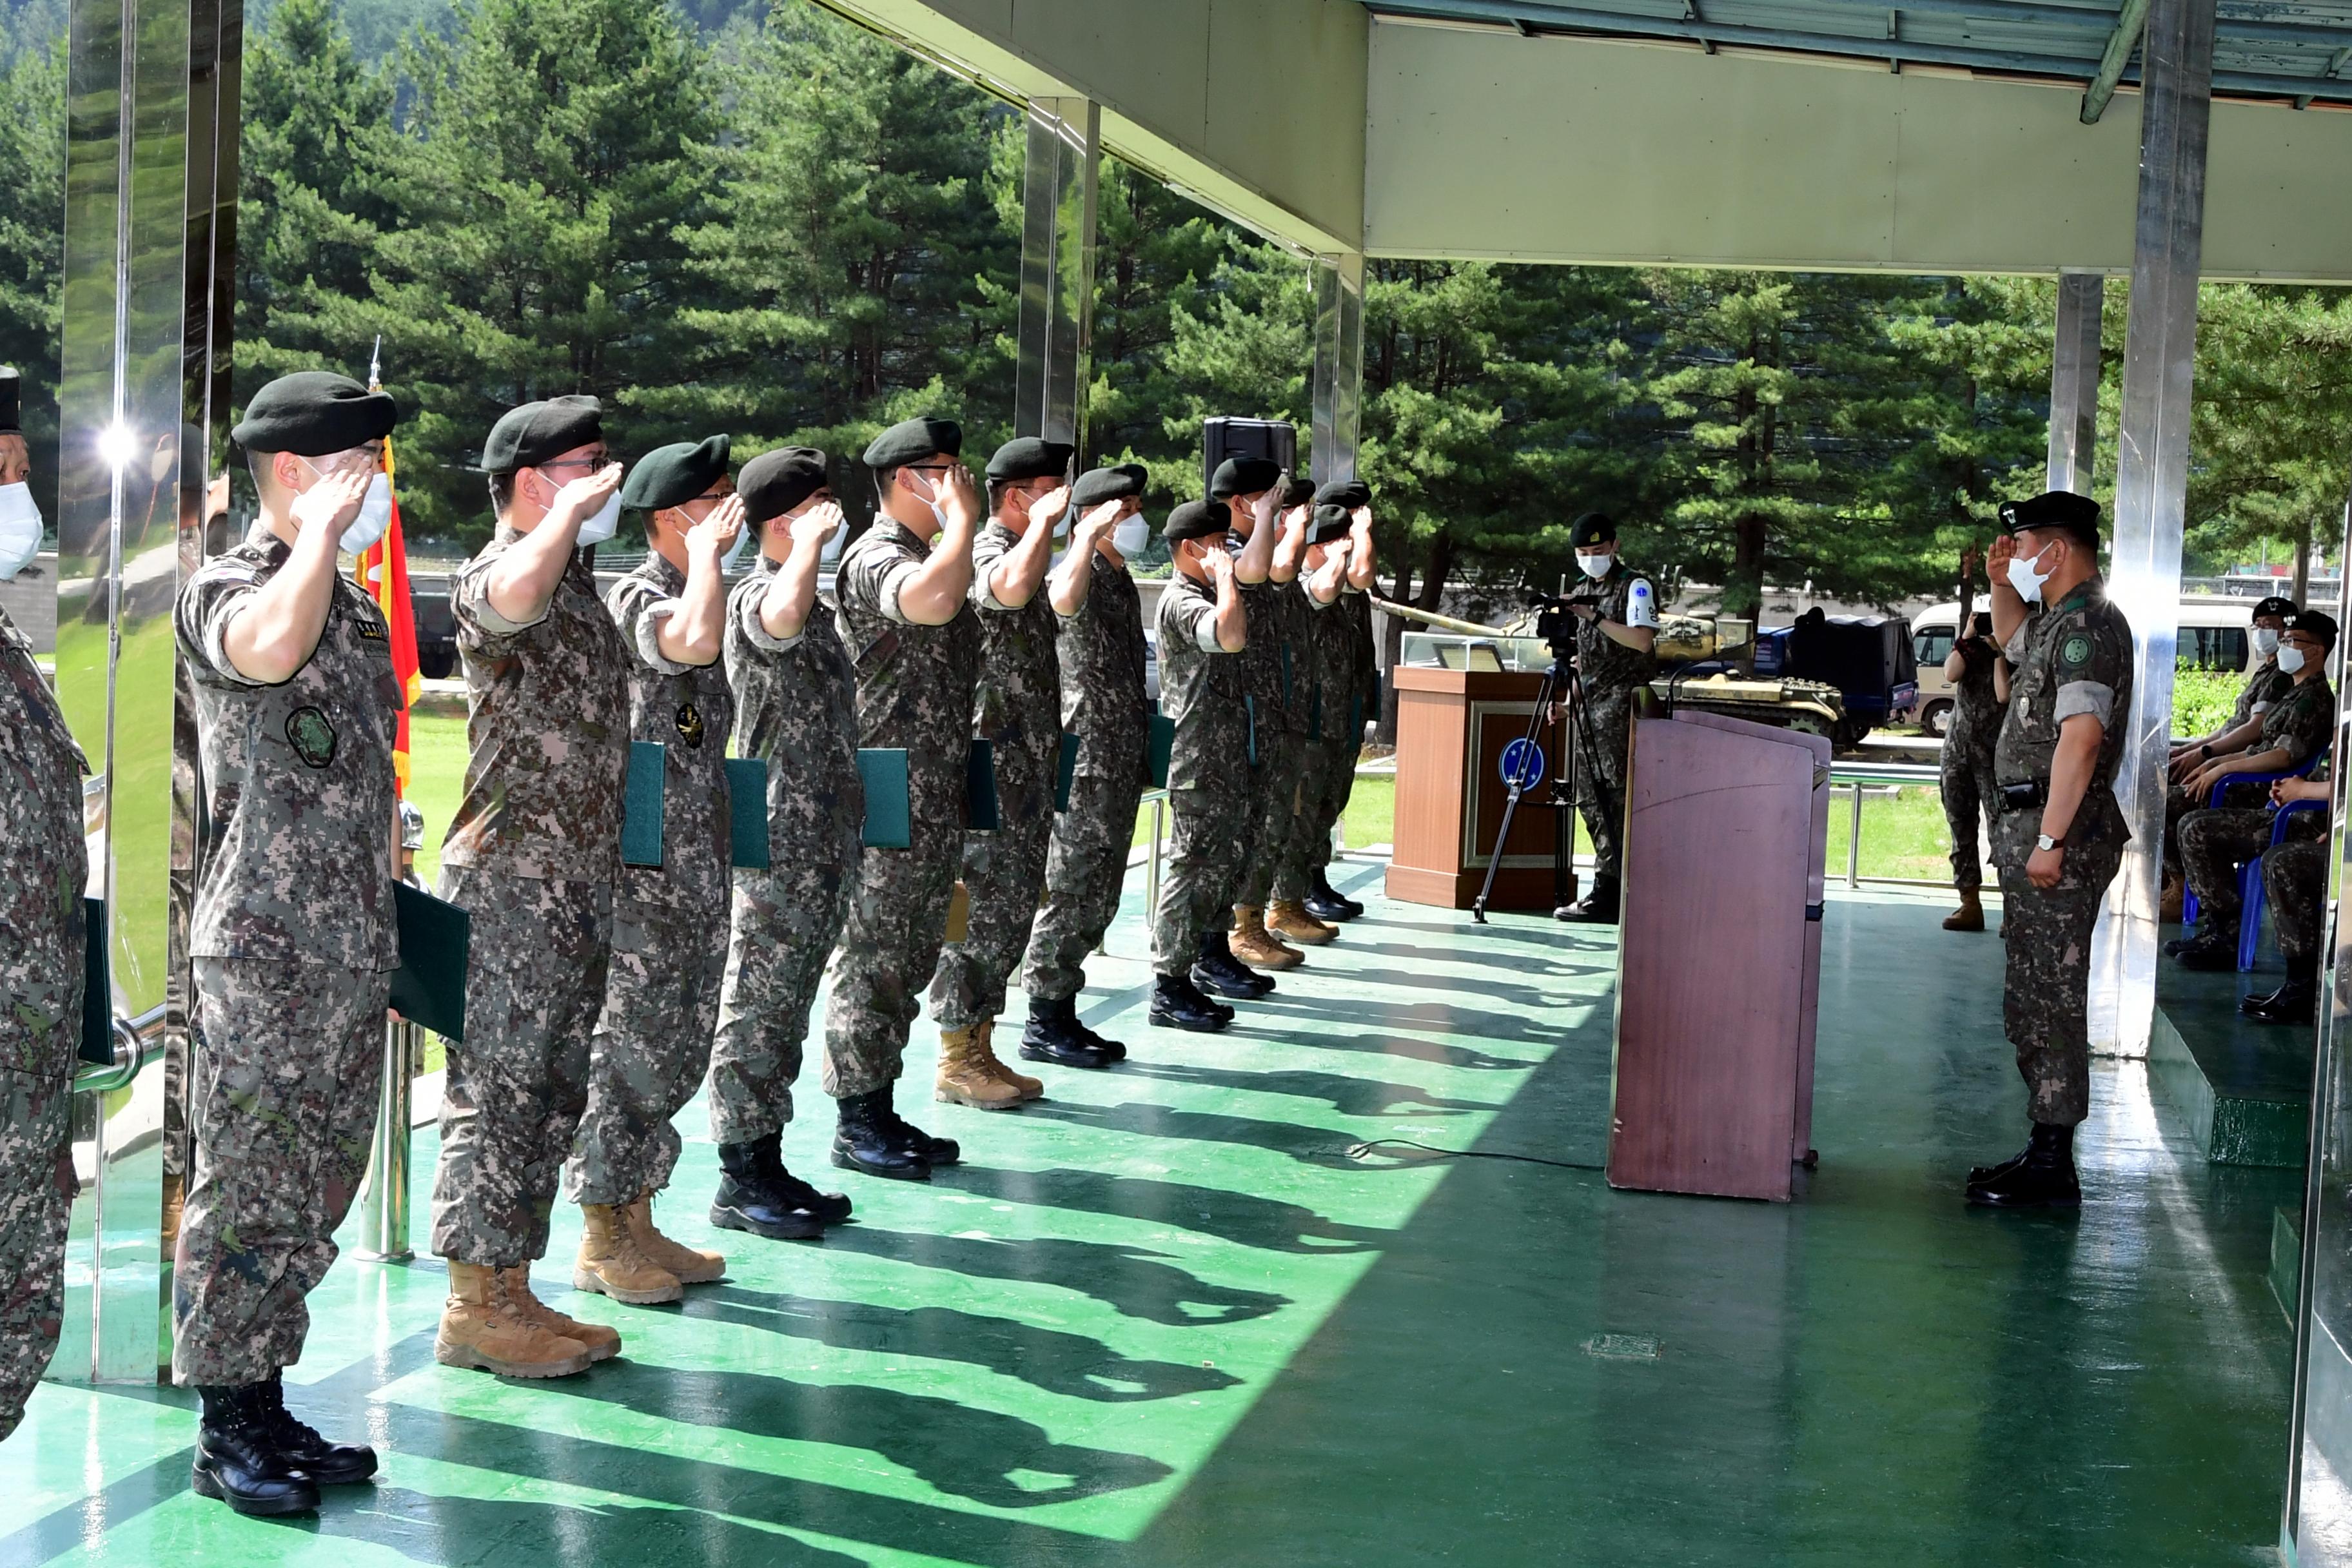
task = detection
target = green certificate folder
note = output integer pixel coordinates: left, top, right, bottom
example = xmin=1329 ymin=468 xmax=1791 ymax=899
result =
xmin=1148 ymin=714 xmax=1175 ymax=789
xmin=726 ymin=757 xmax=770 ymax=870
xmin=80 ymin=899 xmax=110 ymax=1065
xmin=622 ymin=740 xmax=666 ymax=868
xmin=1055 ymin=731 xmax=1081 ymax=813
xmin=858 ymin=749 xmax=911 ymax=848
xmin=390 ymin=882 xmax=471 ymax=1043
xmin=967 ymin=738 xmax=1000 ymax=830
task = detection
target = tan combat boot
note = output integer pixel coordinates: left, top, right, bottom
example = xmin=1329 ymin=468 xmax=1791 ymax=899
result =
xmin=936 ymin=1023 xmax=1025 ymax=1110
xmin=435 ymin=1260 xmax=593 ymax=1378
xmin=1267 ymin=898 xmax=1338 ymax=946
xmin=626 ymin=1190 xmax=725 ymax=1285
xmin=502 ymin=1267 xmax=621 ymax=1362
xmin=1230 ymin=905 xmax=1304 ymax=970
xmin=1943 ymin=888 xmax=1984 ymax=932
xmin=976 ymin=1017 xmax=1043 ymax=1102
xmin=573 ymin=1204 xmax=684 ymax=1305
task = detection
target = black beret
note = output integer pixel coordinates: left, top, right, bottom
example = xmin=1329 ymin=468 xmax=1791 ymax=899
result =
xmin=1314 ymin=478 xmax=1371 ymax=511
xmin=621 ymin=434 xmax=730 ymax=513
xmin=482 ymin=395 xmax=604 ymax=475
xmin=1209 ymin=457 xmax=1282 ymax=500
xmin=1569 ymin=512 xmax=1617 ymax=549
xmin=2251 ymin=596 xmax=2298 ymax=622
xmin=231 ymin=370 xmax=397 ymax=456
xmin=2290 ymin=609 xmax=2338 ymax=650
xmin=863 ymin=417 xmax=961 ymax=471
xmin=986 ymin=437 xmax=1073 ymax=484
xmin=1071 ymin=464 xmax=1146 ymax=509
xmin=1280 ymin=477 xmax=1316 ymax=509
xmin=0 ymin=367 xmax=19 ymax=435
xmin=1998 ymin=490 xmax=2101 ymax=547
xmin=1162 ymin=498 xmax=1228 ymax=544
xmin=740 ymin=446 xmax=830 ymax=525
xmin=1309 ymin=504 xmax=1353 ymax=545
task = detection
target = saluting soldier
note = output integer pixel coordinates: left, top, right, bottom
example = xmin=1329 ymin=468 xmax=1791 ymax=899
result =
xmin=565 ymin=436 xmax=743 ymax=1306
xmin=1019 ymin=464 xmax=1154 ymax=1068
xmin=1204 ymin=458 xmax=1294 ymax=981
xmin=431 ymin=396 xmax=631 ymax=1379
xmin=1553 ymin=512 xmax=1658 ymax=925
xmin=172 ymin=371 xmax=399 ymax=1514
xmin=825 ymin=417 xmax=982 ymax=1182
xmin=706 ymin=447 xmax=858 ymax=1241
xmin=1940 ymin=582 xmax=2009 ymax=933
xmin=1296 ymin=480 xmax=1378 ymax=923
xmin=1968 ymin=491 xmax=2135 ymax=1210
xmin=0 ymin=367 xmax=86 ymax=1447
xmin=1260 ymin=480 xmax=1338 ymax=949
xmin=1148 ymin=498 xmax=1251 ymax=1032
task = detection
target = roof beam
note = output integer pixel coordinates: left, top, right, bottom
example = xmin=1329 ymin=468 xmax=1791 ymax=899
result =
xmin=2082 ymin=0 xmax=2153 ymax=121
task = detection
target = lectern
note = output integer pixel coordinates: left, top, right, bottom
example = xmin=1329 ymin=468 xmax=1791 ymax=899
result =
xmin=1607 ymin=710 xmax=1828 ymax=1201
xmin=1385 ymin=665 xmax=1565 ymax=911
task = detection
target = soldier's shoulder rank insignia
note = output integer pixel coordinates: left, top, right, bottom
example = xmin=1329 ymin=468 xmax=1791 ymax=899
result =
xmin=286 ymin=706 xmax=338 ymax=769
xmin=676 ymin=701 xmax=705 ymax=749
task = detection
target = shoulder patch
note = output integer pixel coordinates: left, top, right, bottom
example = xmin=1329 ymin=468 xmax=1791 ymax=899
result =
xmin=2061 ymin=634 xmax=2092 ymax=667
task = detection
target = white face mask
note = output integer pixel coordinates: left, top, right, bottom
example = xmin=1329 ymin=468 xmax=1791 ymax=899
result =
xmin=819 ymin=522 xmax=844 ymax=565
xmin=1576 ymin=551 xmax=1612 ymax=580
xmin=2005 ymin=543 xmax=2055 ymax=605
xmin=2279 ymin=644 xmax=2308 ymax=675
xmin=298 ymin=458 xmax=394 ymax=555
xmin=0 ymin=482 xmax=44 ymax=581
xmin=2252 ymin=627 xmax=2281 ymax=658
xmin=906 ymin=471 xmax=948 ymax=534
xmin=721 ymin=524 xmax=751 ymax=574
xmin=1112 ymin=515 xmax=1150 ymax=558
xmin=573 ymin=490 xmax=622 ymax=547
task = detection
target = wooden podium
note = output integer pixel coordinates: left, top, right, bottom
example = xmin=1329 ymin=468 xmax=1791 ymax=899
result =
xmin=1607 ymin=710 xmax=1829 ymax=1201
xmin=1386 ymin=665 xmax=1567 ymax=912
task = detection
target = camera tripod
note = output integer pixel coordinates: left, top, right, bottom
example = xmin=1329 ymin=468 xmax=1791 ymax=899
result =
xmin=1469 ymin=651 xmax=1617 ymax=924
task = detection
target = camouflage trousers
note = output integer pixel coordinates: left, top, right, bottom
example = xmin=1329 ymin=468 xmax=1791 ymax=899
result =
xmin=2266 ymin=839 xmax=2331 ymax=966
xmin=430 ymin=868 xmax=611 ymax=1268
xmin=825 ymin=822 xmax=960 ymax=1099
xmin=1237 ymin=727 xmax=1309 ymax=908
xmin=932 ymin=742 xmax=1057 ymax=1032
xmin=2164 ymin=779 xmax=2266 ymax=876
xmin=1299 ymin=733 xmax=1357 ymax=876
xmin=1154 ymin=782 xmax=1251 ymax=975
xmin=1023 ymin=767 xmax=1146 ymax=1004
xmin=566 ymin=890 xmax=729 ymax=1206
xmin=174 ymin=956 xmax=387 ymax=1385
xmin=1940 ymin=738 xmax=1997 ymax=892
xmin=1996 ymin=845 xmax=2122 ymax=1127
xmin=708 ymin=841 xmax=858 ymax=1145
xmin=2179 ymin=807 xmax=2327 ymax=926
xmin=0 ymin=1063 xmax=75 ymax=1438
xmin=1572 ymin=689 xmax=1636 ymax=883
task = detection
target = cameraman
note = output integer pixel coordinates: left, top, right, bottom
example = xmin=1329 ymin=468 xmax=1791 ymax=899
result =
xmin=1554 ymin=513 xmax=1659 ymax=924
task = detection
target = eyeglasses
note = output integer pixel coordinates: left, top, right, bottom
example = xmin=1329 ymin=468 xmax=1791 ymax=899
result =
xmin=535 ymin=453 xmax=609 ymax=473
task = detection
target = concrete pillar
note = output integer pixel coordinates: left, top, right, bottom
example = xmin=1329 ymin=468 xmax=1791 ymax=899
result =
xmin=1311 ymin=253 xmax=1365 ymax=485
xmin=2048 ymin=272 xmax=2103 ymax=496
xmin=1013 ymin=97 xmax=1097 ymax=453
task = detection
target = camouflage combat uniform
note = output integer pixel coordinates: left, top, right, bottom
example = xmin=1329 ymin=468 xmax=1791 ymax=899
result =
xmin=567 ymin=554 xmax=733 ymax=1206
xmin=1266 ymin=576 xmax=1326 ymax=905
xmin=1232 ymin=576 xmax=1302 ymax=910
xmin=825 ymin=520 xmax=982 ymax=1096
xmin=0 ymin=603 xmax=86 ymax=1436
xmin=1941 ymin=636 xmax=2006 ymax=891
xmin=173 ymin=522 xmax=399 ymax=1385
xmin=432 ymin=531 xmax=629 ymax=1267
xmin=1152 ymin=573 xmax=1251 ymax=973
xmin=2266 ymin=836 xmax=2331 ymax=967
xmin=930 ymin=520 xmax=1063 ymax=1031
xmin=1992 ymin=580 xmax=2135 ymax=1128
xmin=1304 ymin=591 xmax=1380 ymax=875
xmin=2163 ymin=657 xmax=2297 ymax=872
xmin=1022 ymin=545 xmax=1149 ymax=1003
xmin=708 ymin=562 xmax=863 ymax=1143
xmin=1565 ymin=563 xmax=1660 ymax=883
xmin=2177 ymin=678 xmax=2336 ymax=928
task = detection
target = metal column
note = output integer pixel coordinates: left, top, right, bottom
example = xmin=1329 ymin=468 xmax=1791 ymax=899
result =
xmin=1013 ymin=97 xmax=1097 ymax=453
xmin=2086 ymin=0 xmax=2214 ymax=1061
xmin=2047 ymin=272 xmax=2104 ymax=496
xmin=1311 ymin=253 xmax=1365 ymax=485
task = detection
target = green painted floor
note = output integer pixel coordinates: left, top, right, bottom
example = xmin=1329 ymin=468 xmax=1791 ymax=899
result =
xmin=0 ymin=867 xmax=2304 ymax=1567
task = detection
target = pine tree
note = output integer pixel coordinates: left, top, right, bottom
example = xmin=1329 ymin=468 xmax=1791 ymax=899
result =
xmin=0 ymin=35 xmax=63 ymax=518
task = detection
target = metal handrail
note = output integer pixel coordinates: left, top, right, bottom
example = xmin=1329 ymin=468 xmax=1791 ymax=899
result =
xmin=74 ymin=1002 xmax=165 ymax=1093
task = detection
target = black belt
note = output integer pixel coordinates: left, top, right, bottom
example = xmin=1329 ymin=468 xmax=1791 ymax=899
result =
xmin=1997 ymin=779 xmax=2048 ymax=812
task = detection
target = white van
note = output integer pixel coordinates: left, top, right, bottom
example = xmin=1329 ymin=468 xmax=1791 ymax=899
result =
xmin=1906 ymin=596 xmax=2255 ymax=736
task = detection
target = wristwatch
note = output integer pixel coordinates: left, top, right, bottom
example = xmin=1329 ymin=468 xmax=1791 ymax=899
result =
xmin=2036 ymin=832 xmax=2066 ymax=852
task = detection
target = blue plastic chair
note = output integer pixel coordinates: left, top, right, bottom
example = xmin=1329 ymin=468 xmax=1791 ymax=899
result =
xmin=2233 ymin=796 xmax=2330 ymax=971
xmin=2181 ymin=746 xmax=2328 ymax=928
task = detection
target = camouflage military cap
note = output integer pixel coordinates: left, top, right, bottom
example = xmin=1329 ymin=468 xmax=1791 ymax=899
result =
xmin=622 ymin=435 xmax=730 ymax=513
xmin=1210 ymin=457 xmax=1281 ymax=500
xmin=738 ymin=446 xmax=829 ymax=524
xmin=1071 ymin=464 xmax=1146 ymax=509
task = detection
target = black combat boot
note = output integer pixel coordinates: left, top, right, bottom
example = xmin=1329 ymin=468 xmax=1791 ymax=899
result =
xmin=2171 ymin=926 xmax=2239 ymax=971
xmin=1073 ymin=1010 xmax=1130 ymax=1063
xmin=2245 ymin=956 xmax=2320 ymax=1025
xmin=255 ymin=1373 xmax=377 ymax=1486
xmin=1191 ymin=931 xmax=1274 ymax=999
xmin=1019 ymin=995 xmax=1116 ymax=1070
xmin=191 ymin=1384 xmax=320 ymax=1516
xmin=1554 ymin=874 xmax=1621 ymax=925
xmin=712 ymin=1134 xmax=830 ymax=1239
xmin=1304 ymin=868 xmax=1363 ymax=923
xmin=1965 ymin=1122 xmax=2081 ymax=1209
xmin=1150 ymin=972 xmax=1233 ymax=1032
xmin=877 ymin=1101 xmax=961 ymax=1168
xmin=831 ymin=1092 xmax=931 ymax=1182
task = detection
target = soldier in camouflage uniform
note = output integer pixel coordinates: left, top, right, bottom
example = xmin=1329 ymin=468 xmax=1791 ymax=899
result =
xmin=2253 ymin=770 xmax=2332 ymax=1026
xmin=1968 ymin=491 xmax=2135 ymax=1210
xmin=825 ymin=417 xmax=983 ymax=1183
xmin=927 ymin=437 xmax=1083 ymax=1109
xmin=1300 ymin=493 xmax=1383 ymax=923
xmin=1554 ymin=513 xmax=1661 ymax=925
xmin=1149 ymin=498 xmax=1253 ymax=1032
xmin=431 ymin=396 xmax=633 ymax=1379
xmin=707 ymin=447 xmax=859 ymax=1240
xmin=1259 ymin=480 xmax=1338 ymax=949
xmin=1206 ymin=458 xmax=1301 ymax=978
xmin=0 ymin=368 xmax=86 ymax=1447
xmin=2161 ymin=594 xmax=2297 ymax=885
xmin=1020 ymin=464 xmax=1155 ymax=1068
xmin=172 ymin=372 xmax=400 ymax=1514
xmin=1941 ymin=583 xmax=2008 ymax=933
xmin=2171 ymin=611 xmax=2337 ymax=974
xmin=564 ymin=436 xmax=743 ymax=1307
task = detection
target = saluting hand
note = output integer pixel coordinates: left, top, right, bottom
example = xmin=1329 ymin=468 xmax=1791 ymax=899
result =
xmin=1252 ymin=472 xmax=1289 ymax=532
xmin=937 ymin=463 xmax=982 ymax=529
xmin=1987 ymin=533 xmax=2017 ymax=577
xmin=1073 ymin=498 xmax=1122 ymax=544
xmin=789 ymin=499 xmax=845 ymax=553
xmin=1202 ymin=545 xmax=1235 ymax=586
xmin=1029 ymin=484 xmax=1073 ymax=533
xmin=291 ymin=465 xmax=375 ymax=542
xmin=549 ymin=462 xmax=624 ymax=533
xmin=686 ymin=494 xmax=745 ymax=563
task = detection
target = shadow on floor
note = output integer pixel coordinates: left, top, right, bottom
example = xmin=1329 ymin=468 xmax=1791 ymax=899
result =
xmin=932 ymin=1166 xmax=1389 ymax=1254
xmin=810 ymin=1226 xmax=1291 ymax=1326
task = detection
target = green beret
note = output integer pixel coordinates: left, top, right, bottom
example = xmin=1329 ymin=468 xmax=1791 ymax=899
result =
xmin=1210 ymin=457 xmax=1282 ymax=500
xmin=231 ymin=370 xmax=397 ymax=456
xmin=1309 ymin=505 xmax=1353 ymax=545
xmin=482 ymin=395 xmax=604 ymax=475
xmin=1071 ymin=464 xmax=1146 ymax=509
xmin=986 ymin=437 xmax=1073 ymax=484
xmin=0 ymin=367 xmax=19 ymax=435
xmin=1569 ymin=513 xmax=1617 ymax=550
xmin=863 ymin=416 xmax=961 ymax=471
xmin=622 ymin=435 xmax=730 ymax=513
xmin=1314 ymin=478 xmax=1371 ymax=511
xmin=738 ymin=447 xmax=830 ymax=525
xmin=1162 ymin=498 xmax=1227 ymax=544
xmin=2291 ymin=609 xmax=2338 ymax=650
xmin=1999 ymin=490 xmax=2100 ymax=547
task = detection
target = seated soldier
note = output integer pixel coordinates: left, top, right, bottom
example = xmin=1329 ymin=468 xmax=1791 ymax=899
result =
xmin=2162 ymin=595 xmax=2301 ymax=899
xmin=2246 ymin=774 xmax=2331 ymax=1025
